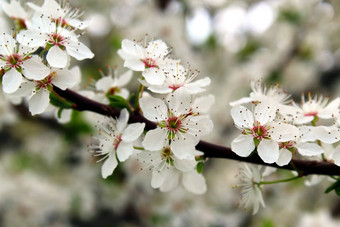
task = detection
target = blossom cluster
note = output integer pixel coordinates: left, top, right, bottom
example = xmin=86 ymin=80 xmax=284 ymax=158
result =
xmin=230 ymin=81 xmax=340 ymax=166
xmin=89 ymin=38 xmax=214 ymax=194
xmin=0 ymin=0 xmax=93 ymax=115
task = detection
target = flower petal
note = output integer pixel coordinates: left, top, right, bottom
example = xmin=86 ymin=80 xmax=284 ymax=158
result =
xmin=139 ymin=96 xmax=167 ymax=122
xmin=22 ymin=55 xmax=50 ymax=80
xmin=276 ymin=148 xmax=292 ymax=166
xmin=142 ymin=68 xmax=165 ymax=85
xmin=101 ymin=152 xmax=118 ymax=179
xmin=116 ymin=141 xmax=133 ymax=162
xmin=231 ymin=134 xmax=255 ymax=157
xmin=47 ymin=46 xmax=69 ymax=68
xmin=296 ymin=143 xmax=323 ymax=156
xmin=29 ymin=89 xmax=50 ymax=115
xmin=151 ymin=162 xmax=168 ymax=188
xmin=122 ymin=122 xmax=145 ymax=142
xmin=52 ymin=69 xmax=79 ymax=90
xmin=182 ymin=171 xmax=207 ymax=194
xmin=254 ymin=103 xmax=276 ymax=125
xmin=171 ymin=139 xmax=196 ymax=160
xmin=117 ymin=108 xmax=129 ymax=132
xmin=257 ymin=139 xmax=279 ymax=164
xmin=230 ymin=105 xmax=254 ymax=129
xmin=268 ymin=122 xmax=299 ymax=142
xmin=142 ymin=128 xmax=167 ymax=151
xmin=160 ymin=169 xmax=180 ymax=192
xmin=333 ymin=145 xmax=340 ymax=166
xmin=2 ymin=69 xmax=22 ymax=94
xmin=66 ymin=41 xmax=94 ymax=60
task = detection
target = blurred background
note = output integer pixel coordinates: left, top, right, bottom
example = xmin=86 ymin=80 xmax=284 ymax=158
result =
xmin=1 ymin=0 xmax=340 ymax=226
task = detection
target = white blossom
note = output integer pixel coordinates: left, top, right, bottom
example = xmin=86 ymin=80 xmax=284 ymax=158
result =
xmin=118 ymin=38 xmax=179 ymax=85
xmin=236 ymin=164 xmax=265 ymax=215
xmin=17 ymin=15 xmax=94 ymax=68
xmin=89 ymin=109 xmax=145 ymax=179
xmin=136 ymin=147 xmax=207 ymax=194
xmin=230 ymin=103 xmax=299 ymax=163
xmin=139 ymin=89 xmax=213 ymax=160
xmin=292 ymin=94 xmax=340 ymax=125
xmin=0 ymin=34 xmax=50 ymax=93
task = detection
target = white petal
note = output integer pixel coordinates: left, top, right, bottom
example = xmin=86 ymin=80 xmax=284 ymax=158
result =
xmin=257 ymin=139 xmax=279 ymax=164
xmin=231 ymin=134 xmax=255 ymax=157
xmin=142 ymin=128 xmax=167 ymax=151
xmin=333 ymin=145 xmax=340 ymax=166
xmin=319 ymin=97 xmax=340 ymax=119
xmin=296 ymin=143 xmax=324 ymax=156
xmin=116 ymin=141 xmax=133 ymax=162
xmin=229 ymin=97 xmax=252 ymax=106
xmin=17 ymin=30 xmax=47 ymax=47
xmin=146 ymin=40 xmax=169 ymax=58
xmin=66 ymin=41 xmax=94 ymax=60
xmin=47 ymin=46 xmax=68 ymax=68
xmin=2 ymin=69 xmax=22 ymax=94
xmin=230 ymin=105 xmax=254 ymax=129
xmin=276 ymin=148 xmax=292 ymax=166
xmin=160 ymin=169 xmax=180 ymax=192
xmin=22 ymin=56 xmax=50 ymax=80
xmin=0 ymin=34 xmax=17 ymax=56
xmin=120 ymin=39 xmax=144 ymax=59
xmin=117 ymin=108 xmax=129 ymax=132
xmin=254 ymin=103 xmax=276 ymax=125
xmin=142 ymin=68 xmax=165 ymax=85
xmin=122 ymin=123 xmax=145 ymax=142
xmin=96 ymin=76 xmax=114 ymax=91
xmin=173 ymin=156 xmax=196 ymax=172
xmin=191 ymin=94 xmax=215 ymax=114
xmin=167 ymin=88 xmax=191 ymax=115
xmin=29 ymin=89 xmax=50 ymax=115
xmin=185 ymin=77 xmax=211 ymax=94
xmin=52 ymin=69 xmax=78 ymax=89
xmin=267 ymin=122 xmax=299 ymax=142
xmin=151 ymin=163 xmax=168 ymax=188
xmin=117 ymin=70 xmax=133 ymax=87
xmin=124 ymin=58 xmax=145 ymax=71
xmin=294 ymin=116 xmax=314 ymax=125
xmin=101 ymin=152 xmax=118 ymax=179
xmin=139 ymin=96 xmax=167 ymax=122
xmin=171 ymin=139 xmax=196 ymax=160
xmin=182 ymin=171 xmax=207 ymax=194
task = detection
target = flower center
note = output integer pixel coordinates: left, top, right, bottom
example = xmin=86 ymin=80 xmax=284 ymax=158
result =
xmin=251 ymin=124 xmax=268 ymax=140
xmin=52 ymin=17 xmax=70 ymax=28
xmin=168 ymin=84 xmax=183 ymax=91
xmin=36 ymin=71 xmax=56 ymax=89
xmin=49 ymin=33 xmax=65 ymax=46
xmin=161 ymin=147 xmax=174 ymax=165
xmin=304 ymin=111 xmax=318 ymax=117
xmin=106 ymin=87 xmax=121 ymax=96
xmin=279 ymin=141 xmax=294 ymax=149
xmin=166 ymin=116 xmax=182 ymax=132
xmin=113 ymin=135 xmax=122 ymax=150
xmin=142 ymin=58 xmax=158 ymax=68
xmin=6 ymin=54 xmax=23 ymax=68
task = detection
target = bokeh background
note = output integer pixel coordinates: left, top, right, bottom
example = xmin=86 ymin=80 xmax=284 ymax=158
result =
xmin=0 ymin=0 xmax=340 ymax=226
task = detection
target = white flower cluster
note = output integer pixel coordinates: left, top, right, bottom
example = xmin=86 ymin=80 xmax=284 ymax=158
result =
xmin=230 ymin=81 xmax=340 ymax=166
xmin=0 ymin=0 xmax=94 ymax=115
xmin=90 ymin=38 xmax=214 ymax=194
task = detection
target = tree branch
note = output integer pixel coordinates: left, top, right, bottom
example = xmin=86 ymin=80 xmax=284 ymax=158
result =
xmin=53 ymin=86 xmax=340 ymax=176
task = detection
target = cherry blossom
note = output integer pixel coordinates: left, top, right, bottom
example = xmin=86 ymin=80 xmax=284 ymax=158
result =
xmin=137 ymin=147 xmax=207 ymax=194
xmin=2 ymin=0 xmax=29 ymax=30
xmin=89 ymin=109 xmax=145 ymax=178
xmin=94 ymin=69 xmax=133 ymax=104
xmin=17 ymin=15 xmax=94 ymax=68
xmin=235 ymin=164 xmax=265 ymax=215
xmin=139 ymin=89 xmax=213 ymax=160
xmin=0 ymin=34 xmax=50 ymax=94
xmin=292 ymin=94 xmax=340 ymax=125
xmin=27 ymin=0 xmax=89 ymax=30
xmin=118 ymin=39 xmax=179 ymax=85
xmin=230 ymin=103 xmax=299 ymax=163
xmin=144 ymin=63 xmax=211 ymax=94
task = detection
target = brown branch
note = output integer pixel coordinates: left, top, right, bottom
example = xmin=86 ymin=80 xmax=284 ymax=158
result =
xmin=53 ymin=86 xmax=340 ymax=176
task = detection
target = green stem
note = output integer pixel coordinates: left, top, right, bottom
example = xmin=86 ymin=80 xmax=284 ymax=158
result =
xmin=134 ymin=83 xmax=144 ymax=111
xmin=133 ymin=146 xmax=145 ymax=151
xmin=258 ymin=175 xmax=301 ymax=185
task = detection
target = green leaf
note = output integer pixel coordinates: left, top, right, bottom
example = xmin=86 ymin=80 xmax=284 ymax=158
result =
xmin=57 ymin=108 xmax=63 ymax=119
xmin=196 ymin=162 xmax=204 ymax=174
xmin=325 ymin=180 xmax=340 ymax=194
xmin=49 ymin=92 xmax=73 ymax=109
xmin=107 ymin=95 xmax=131 ymax=110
